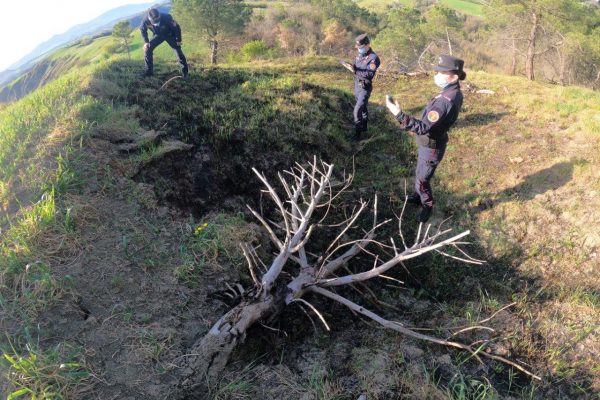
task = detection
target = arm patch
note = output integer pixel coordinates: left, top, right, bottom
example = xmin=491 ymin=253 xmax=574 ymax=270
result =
xmin=427 ymin=110 xmax=440 ymax=123
xmin=369 ymin=62 xmax=377 ymax=70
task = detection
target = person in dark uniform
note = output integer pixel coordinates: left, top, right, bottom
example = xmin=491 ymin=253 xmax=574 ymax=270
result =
xmin=140 ymin=8 xmax=189 ymax=78
xmin=386 ymin=55 xmax=466 ymax=223
xmin=342 ymin=34 xmax=381 ymax=139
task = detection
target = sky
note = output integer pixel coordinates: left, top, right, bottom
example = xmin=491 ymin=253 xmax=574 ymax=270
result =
xmin=0 ymin=0 xmax=152 ymax=72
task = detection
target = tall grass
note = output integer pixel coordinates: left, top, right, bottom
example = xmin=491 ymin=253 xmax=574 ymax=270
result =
xmin=0 ymin=74 xmax=81 ymax=183
xmin=0 ymin=59 xmax=133 ymax=396
xmin=2 ymin=332 xmax=90 ymax=399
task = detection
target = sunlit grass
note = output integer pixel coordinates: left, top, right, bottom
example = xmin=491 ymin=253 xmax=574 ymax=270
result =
xmin=1 ymin=58 xmax=138 ymax=395
xmin=440 ymin=0 xmax=484 ymax=16
xmin=1 ymin=336 xmax=90 ymax=399
xmin=355 ymin=0 xmax=484 ymax=15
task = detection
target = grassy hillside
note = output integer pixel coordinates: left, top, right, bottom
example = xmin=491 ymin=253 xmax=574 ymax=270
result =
xmin=0 ymin=31 xmax=209 ymax=103
xmin=1 ymin=38 xmax=599 ymax=399
xmin=356 ymin=0 xmax=484 ymax=16
xmin=0 ymin=60 xmax=129 ymax=398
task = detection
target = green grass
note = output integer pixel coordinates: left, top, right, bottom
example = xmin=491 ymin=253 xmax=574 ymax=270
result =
xmin=0 ymin=59 xmax=120 ymax=281
xmin=176 ymin=213 xmax=258 ymax=286
xmin=446 ymin=371 xmax=499 ymax=400
xmin=0 ymin=73 xmax=83 ymax=193
xmin=0 ymin=87 xmax=91 ymax=310
xmin=440 ymin=0 xmax=483 ymax=16
xmin=355 ymin=0 xmax=484 ymax=16
xmin=50 ymin=31 xmax=209 ymax=68
xmin=356 ymin=0 xmax=413 ymax=12
xmin=1 ymin=332 xmax=90 ymax=399
xmin=0 ymin=58 xmax=142 ymax=397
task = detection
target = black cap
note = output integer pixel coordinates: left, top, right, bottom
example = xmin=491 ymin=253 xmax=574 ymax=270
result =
xmin=433 ymin=54 xmax=464 ymax=73
xmin=433 ymin=54 xmax=466 ymax=80
xmin=355 ymin=34 xmax=370 ymax=47
xmin=148 ymin=8 xmax=161 ymax=23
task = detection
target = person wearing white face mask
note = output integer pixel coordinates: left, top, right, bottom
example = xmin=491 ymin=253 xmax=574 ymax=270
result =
xmin=140 ymin=8 xmax=189 ymax=79
xmin=385 ymin=55 xmax=466 ymax=223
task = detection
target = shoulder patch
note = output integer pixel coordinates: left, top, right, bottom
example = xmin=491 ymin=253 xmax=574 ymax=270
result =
xmin=369 ymin=62 xmax=377 ymax=70
xmin=427 ymin=110 xmax=440 ymax=123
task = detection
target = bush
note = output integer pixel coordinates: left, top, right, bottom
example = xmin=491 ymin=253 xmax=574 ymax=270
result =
xmin=103 ymin=42 xmax=124 ymax=56
xmin=78 ymin=36 xmax=93 ymax=47
xmin=239 ymin=40 xmax=273 ymax=61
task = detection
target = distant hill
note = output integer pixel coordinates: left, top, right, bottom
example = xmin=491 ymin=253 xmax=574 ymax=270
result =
xmin=0 ymin=2 xmax=170 ymax=93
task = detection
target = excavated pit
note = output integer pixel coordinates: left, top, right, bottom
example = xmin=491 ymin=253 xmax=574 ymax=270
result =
xmin=125 ymin=67 xmax=351 ymax=217
xmin=131 ymin=139 xmax=299 ymax=217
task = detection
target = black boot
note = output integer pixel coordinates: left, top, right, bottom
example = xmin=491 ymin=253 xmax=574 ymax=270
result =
xmin=353 ymin=127 xmax=363 ymax=141
xmin=417 ymin=205 xmax=433 ymax=223
xmin=353 ymin=122 xmax=367 ymax=141
xmin=405 ymin=193 xmax=421 ymax=205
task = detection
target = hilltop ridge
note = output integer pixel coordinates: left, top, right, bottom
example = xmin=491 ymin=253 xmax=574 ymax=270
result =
xmin=0 ymin=2 xmax=170 ymax=99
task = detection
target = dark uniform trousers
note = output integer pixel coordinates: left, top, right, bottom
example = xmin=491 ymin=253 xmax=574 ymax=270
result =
xmin=354 ymin=80 xmax=372 ymax=133
xmin=416 ymin=145 xmax=446 ymax=207
xmin=145 ymin=35 xmax=188 ymax=76
xmin=140 ymin=14 xmax=188 ymax=76
xmin=395 ymin=82 xmax=463 ymax=208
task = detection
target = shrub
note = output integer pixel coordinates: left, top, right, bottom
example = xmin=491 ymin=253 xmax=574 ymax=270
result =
xmin=240 ymin=40 xmax=272 ymax=61
xmin=103 ymin=42 xmax=124 ymax=56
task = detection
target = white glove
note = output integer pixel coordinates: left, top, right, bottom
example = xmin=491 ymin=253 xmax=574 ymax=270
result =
xmin=386 ymin=95 xmax=401 ymax=116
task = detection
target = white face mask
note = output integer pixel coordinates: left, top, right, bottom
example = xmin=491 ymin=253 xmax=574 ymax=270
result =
xmin=434 ymin=73 xmax=450 ymax=89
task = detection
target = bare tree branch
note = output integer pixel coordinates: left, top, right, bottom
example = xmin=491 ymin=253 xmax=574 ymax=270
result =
xmin=309 ymin=286 xmax=541 ymax=381
xmin=317 ymin=231 xmax=471 ymax=287
xmin=177 ymin=159 xmax=540 ymax=395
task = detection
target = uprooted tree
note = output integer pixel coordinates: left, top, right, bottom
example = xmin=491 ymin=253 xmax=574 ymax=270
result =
xmin=173 ymin=158 xmax=540 ymax=396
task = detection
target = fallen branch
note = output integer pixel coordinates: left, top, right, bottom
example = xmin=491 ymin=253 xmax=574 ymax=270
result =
xmin=158 ymin=75 xmax=182 ymax=91
xmin=173 ymin=158 xmax=540 ymax=397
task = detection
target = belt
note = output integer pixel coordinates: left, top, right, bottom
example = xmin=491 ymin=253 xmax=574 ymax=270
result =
xmin=417 ymin=133 xmax=447 ymax=149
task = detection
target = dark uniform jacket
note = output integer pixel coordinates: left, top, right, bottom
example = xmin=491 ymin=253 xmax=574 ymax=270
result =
xmin=395 ymin=82 xmax=463 ymax=148
xmin=140 ymin=13 xmax=182 ymax=43
xmin=353 ymin=49 xmax=381 ymax=86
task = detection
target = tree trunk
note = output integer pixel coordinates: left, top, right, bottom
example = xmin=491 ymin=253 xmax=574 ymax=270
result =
xmin=510 ymin=37 xmax=517 ymax=76
xmin=557 ymin=48 xmax=565 ymax=86
xmin=525 ymin=12 xmax=539 ymax=81
xmin=210 ymin=40 xmax=218 ymax=65
xmin=125 ymin=38 xmax=130 ymax=60
xmin=172 ymin=296 xmax=284 ymax=398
